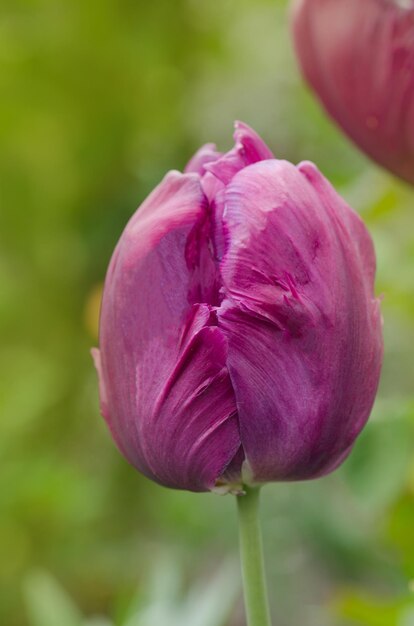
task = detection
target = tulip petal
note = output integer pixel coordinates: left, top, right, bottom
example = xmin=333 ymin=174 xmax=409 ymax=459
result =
xmin=97 ymin=171 xmax=241 ymax=491
xmin=184 ymin=143 xmax=222 ymax=175
xmin=144 ymin=305 xmax=241 ymax=491
xmin=205 ymin=121 xmax=274 ymax=185
xmin=292 ymin=0 xmax=414 ymax=184
xmin=218 ymin=160 xmax=383 ymax=482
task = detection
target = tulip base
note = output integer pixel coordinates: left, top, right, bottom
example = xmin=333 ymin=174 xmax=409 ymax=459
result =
xmin=237 ymin=486 xmax=272 ymax=626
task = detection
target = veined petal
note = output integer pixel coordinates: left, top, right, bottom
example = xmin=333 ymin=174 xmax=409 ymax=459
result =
xmin=233 ymin=121 xmax=275 ymax=162
xmin=217 ymin=160 xmax=383 ymax=482
xmin=142 ymin=304 xmax=241 ymax=491
xmin=96 ymin=171 xmax=241 ymax=491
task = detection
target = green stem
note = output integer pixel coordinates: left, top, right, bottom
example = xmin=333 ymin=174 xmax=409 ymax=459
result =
xmin=237 ymin=486 xmax=272 ymax=626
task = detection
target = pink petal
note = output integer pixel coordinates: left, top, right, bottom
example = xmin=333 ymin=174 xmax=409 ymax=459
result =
xmin=97 ymin=171 xmax=241 ymax=491
xmin=292 ymin=0 xmax=414 ymax=184
xmin=184 ymin=143 xmax=222 ymax=175
xmin=217 ymin=160 xmax=383 ymax=482
xmin=205 ymin=121 xmax=274 ymax=185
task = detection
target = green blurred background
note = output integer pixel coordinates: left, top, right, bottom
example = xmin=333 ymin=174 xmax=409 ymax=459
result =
xmin=1 ymin=1 xmax=414 ymax=625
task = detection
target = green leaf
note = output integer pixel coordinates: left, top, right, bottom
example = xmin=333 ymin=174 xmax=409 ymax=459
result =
xmin=123 ymin=559 xmax=240 ymax=626
xmin=84 ymin=619 xmax=114 ymax=626
xmin=23 ymin=570 xmax=84 ymax=626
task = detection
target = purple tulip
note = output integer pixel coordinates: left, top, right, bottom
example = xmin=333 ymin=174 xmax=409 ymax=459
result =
xmin=291 ymin=0 xmax=414 ymax=185
xmin=92 ymin=122 xmax=383 ymax=493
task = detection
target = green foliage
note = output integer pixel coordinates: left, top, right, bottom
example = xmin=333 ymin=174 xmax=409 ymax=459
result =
xmin=24 ymin=571 xmax=83 ymax=626
xmin=23 ymin=563 xmax=239 ymax=626
xmin=333 ymin=590 xmax=414 ymax=626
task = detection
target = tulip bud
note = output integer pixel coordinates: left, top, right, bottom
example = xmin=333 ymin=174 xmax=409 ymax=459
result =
xmin=291 ymin=0 xmax=414 ymax=184
xmin=92 ymin=122 xmax=383 ymax=493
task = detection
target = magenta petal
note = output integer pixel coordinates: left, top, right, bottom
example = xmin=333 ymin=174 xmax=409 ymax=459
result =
xmin=233 ymin=121 xmax=275 ymax=163
xmin=205 ymin=121 xmax=274 ymax=185
xmin=139 ymin=305 xmax=240 ymax=491
xmin=218 ymin=160 xmax=383 ymax=482
xmin=184 ymin=143 xmax=222 ymax=175
xmin=91 ymin=348 xmax=109 ymax=421
xmin=292 ymin=0 xmax=414 ymax=184
xmin=96 ymin=171 xmax=241 ymax=491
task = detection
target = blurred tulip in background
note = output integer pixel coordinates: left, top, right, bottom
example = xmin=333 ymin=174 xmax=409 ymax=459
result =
xmin=292 ymin=0 xmax=414 ymax=184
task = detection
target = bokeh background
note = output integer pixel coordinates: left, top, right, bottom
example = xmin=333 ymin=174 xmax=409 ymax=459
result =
xmin=1 ymin=1 xmax=414 ymax=625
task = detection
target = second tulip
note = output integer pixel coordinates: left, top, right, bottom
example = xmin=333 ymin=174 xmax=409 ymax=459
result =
xmin=292 ymin=0 xmax=414 ymax=185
